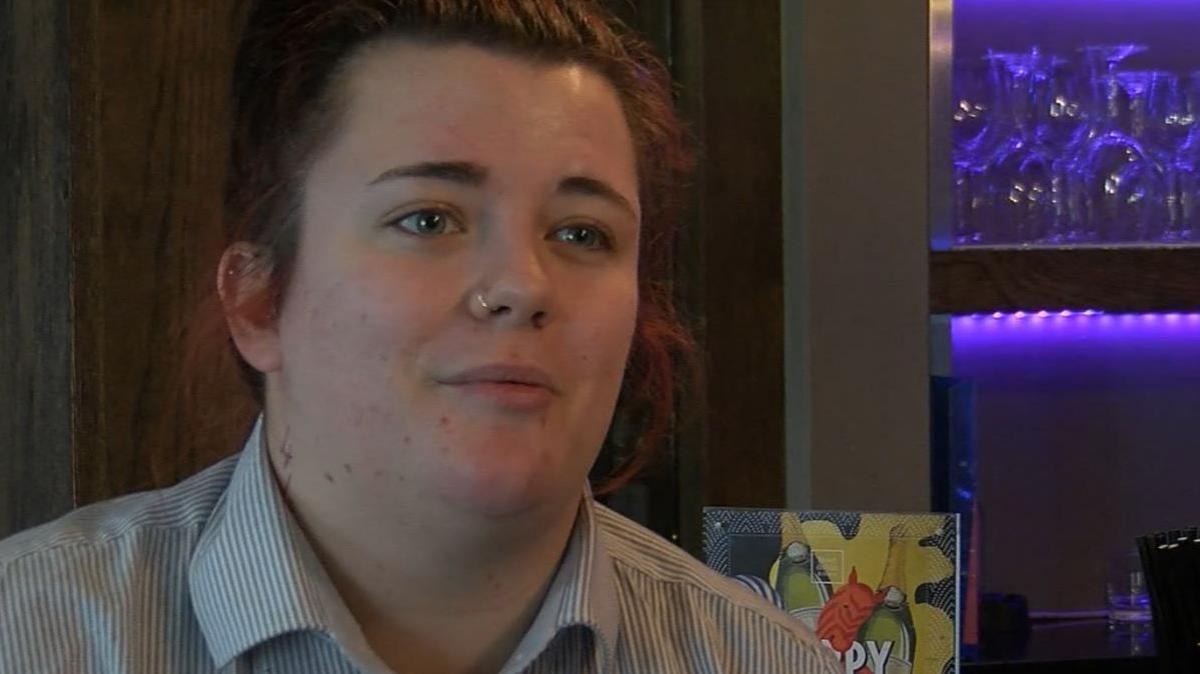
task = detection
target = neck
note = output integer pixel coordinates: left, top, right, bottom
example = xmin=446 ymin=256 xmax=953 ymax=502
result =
xmin=263 ymin=419 xmax=582 ymax=674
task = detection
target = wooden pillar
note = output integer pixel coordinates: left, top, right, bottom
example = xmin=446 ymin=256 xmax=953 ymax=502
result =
xmin=1 ymin=0 xmax=75 ymax=536
xmin=673 ymin=0 xmax=787 ymax=554
xmin=1 ymin=0 xmax=247 ymax=539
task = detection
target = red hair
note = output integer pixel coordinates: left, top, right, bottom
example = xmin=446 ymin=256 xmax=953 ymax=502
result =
xmin=184 ymin=0 xmax=698 ymax=493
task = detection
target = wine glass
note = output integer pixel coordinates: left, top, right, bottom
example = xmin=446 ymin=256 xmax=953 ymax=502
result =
xmin=952 ymin=57 xmax=992 ymax=245
xmin=953 ymin=58 xmax=994 ymax=158
xmin=1031 ymin=54 xmax=1089 ymax=243
xmin=981 ymin=49 xmax=1059 ymax=244
xmin=1077 ymin=70 xmax=1170 ymax=242
xmin=1065 ymin=45 xmax=1154 ymax=242
xmin=1173 ymin=71 xmax=1200 ymax=241
xmin=953 ymin=51 xmax=1022 ymax=244
xmin=1036 ymin=55 xmax=1089 ymax=150
xmin=1132 ymin=71 xmax=1193 ymax=241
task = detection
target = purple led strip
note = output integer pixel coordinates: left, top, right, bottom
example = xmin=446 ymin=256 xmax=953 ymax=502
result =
xmin=958 ymin=310 xmax=1200 ymax=321
xmin=952 ymin=311 xmax=1200 ymax=353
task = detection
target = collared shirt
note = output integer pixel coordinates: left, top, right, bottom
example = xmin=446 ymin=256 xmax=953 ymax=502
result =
xmin=1 ymin=418 xmax=839 ymax=674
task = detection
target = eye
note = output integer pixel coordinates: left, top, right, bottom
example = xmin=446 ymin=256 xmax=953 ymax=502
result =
xmin=386 ymin=208 xmax=460 ymax=236
xmin=552 ymin=224 xmax=611 ymax=250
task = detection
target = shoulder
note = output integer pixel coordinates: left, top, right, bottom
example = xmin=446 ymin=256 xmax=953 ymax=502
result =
xmin=593 ymin=503 xmax=840 ymax=674
xmin=0 ymin=453 xmax=238 ymax=671
xmin=0 ymin=452 xmax=238 ymax=569
xmin=0 ymin=452 xmax=239 ymax=607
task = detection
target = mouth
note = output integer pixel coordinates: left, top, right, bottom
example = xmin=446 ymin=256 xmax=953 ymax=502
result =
xmin=437 ymin=364 xmax=558 ymax=411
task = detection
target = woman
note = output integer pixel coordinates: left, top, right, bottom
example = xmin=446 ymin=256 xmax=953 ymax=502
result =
xmin=1 ymin=2 xmax=837 ymax=673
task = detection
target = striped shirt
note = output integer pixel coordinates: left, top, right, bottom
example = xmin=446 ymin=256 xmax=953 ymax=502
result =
xmin=0 ymin=418 xmax=839 ymax=674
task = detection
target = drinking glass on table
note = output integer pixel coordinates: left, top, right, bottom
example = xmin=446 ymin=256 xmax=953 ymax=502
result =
xmin=1106 ymin=547 xmax=1152 ymax=628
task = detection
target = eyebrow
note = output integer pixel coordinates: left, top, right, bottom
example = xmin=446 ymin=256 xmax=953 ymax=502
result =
xmin=558 ymin=175 xmax=638 ymax=220
xmin=368 ymin=161 xmax=488 ymax=187
xmin=368 ymin=161 xmax=638 ymax=220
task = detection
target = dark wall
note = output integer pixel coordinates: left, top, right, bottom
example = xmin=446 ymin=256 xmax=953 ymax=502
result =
xmin=0 ymin=0 xmax=74 ymax=535
xmin=955 ymin=316 xmax=1200 ymax=611
xmin=0 ymin=0 xmax=249 ymax=540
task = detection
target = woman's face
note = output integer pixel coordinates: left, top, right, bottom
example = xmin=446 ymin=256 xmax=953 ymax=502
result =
xmin=265 ymin=41 xmax=640 ymax=518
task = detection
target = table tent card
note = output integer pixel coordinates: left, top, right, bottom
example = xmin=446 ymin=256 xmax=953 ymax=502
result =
xmin=704 ymin=508 xmax=960 ymax=674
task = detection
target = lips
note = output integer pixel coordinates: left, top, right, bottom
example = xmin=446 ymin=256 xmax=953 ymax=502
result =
xmin=437 ymin=364 xmax=558 ymax=411
xmin=438 ymin=364 xmax=557 ymax=391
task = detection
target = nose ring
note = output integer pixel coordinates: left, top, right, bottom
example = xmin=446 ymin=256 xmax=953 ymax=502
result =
xmin=475 ymin=293 xmax=493 ymax=313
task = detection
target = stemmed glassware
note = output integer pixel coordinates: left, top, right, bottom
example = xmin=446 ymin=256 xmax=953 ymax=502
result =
xmin=1063 ymin=45 xmax=1150 ymax=243
xmin=1036 ymin=55 xmax=1088 ymax=243
xmin=1075 ymin=68 xmax=1169 ymax=242
xmin=950 ymin=43 xmax=1200 ymax=246
xmin=982 ymin=49 xmax=1059 ymax=244
xmin=953 ymin=52 xmax=1019 ymax=244
xmin=1169 ymin=71 xmax=1200 ymax=240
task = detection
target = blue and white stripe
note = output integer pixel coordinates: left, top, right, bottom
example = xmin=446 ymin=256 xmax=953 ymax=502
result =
xmin=1 ymin=418 xmax=839 ymax=673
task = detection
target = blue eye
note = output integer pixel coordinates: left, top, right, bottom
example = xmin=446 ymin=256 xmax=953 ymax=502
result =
xmin=388 ymin=209 xmax=457 ymax=236
xmin=554 ymin=225 xmax=611 ymax=250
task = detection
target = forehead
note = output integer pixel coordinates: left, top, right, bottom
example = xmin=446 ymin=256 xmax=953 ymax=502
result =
xmin=322 ymin=40 xmax=639 ymax=193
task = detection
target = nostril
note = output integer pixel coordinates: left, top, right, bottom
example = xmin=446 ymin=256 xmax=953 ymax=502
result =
xmin=531 ymin=310 xmax=548 ymax=328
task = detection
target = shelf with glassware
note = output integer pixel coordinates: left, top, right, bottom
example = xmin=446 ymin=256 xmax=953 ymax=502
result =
xmin=937 ymin=42 xmax=1200 ymax=315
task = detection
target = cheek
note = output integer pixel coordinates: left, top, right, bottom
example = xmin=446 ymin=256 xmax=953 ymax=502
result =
xmin=280 ymin=264 xmax=445 ymax=384
xmin=573 ymin=295 xmax=638 ymax=394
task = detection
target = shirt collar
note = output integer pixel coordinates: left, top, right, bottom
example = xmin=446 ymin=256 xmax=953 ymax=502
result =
xmin=188 ymin=416 xmax=622 ymax=673
xmin=499 ymin=494 xmax=622 ymax=674
xmin=188 ymin=416 xmax=334 ymax=669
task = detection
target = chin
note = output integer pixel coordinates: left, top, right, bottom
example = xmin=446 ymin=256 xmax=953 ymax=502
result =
xmin=432 ymin=437 xmax=587 ymax=518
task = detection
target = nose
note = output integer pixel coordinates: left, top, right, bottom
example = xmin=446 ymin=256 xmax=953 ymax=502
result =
xmin=467 ymin=232 xmax=552 ymax=330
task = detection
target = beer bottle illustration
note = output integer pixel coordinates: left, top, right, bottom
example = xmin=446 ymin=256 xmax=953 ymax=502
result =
xmin=770 ymin=529 xmax=831 ymax=630
xmin=857 ymin=531 xmax=917 ymax=674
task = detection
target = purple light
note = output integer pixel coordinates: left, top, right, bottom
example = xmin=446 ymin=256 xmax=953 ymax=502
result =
xmin=966 ymin=0 xmax=1198 ymax=6
xmin=956 ymin=0 xmax=1200 ymax=76
xmin=953 ymin=312 xmax=1200 ymax=386
xmin=951 ymin=310 xmax=1200 ymax=325
xmin=962 ymin=310 xmax=1109 ymax=321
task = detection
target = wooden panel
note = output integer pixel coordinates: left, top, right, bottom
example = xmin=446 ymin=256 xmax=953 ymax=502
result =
xmin=697 ymin=0 xmax=785 ymax=509
xmin=0 ymin=0 xmax=75 ymax=538
xmin=603 ymin=0 xmax=672 ymax=60
xmin=593 ymin=0 xmax=684 ymax=547
xmin=931 ymin=249 xmax=1200 ymax=314
xmin=673 ymin=0 xmax=786 ymax=533
xmin=71 ymin=0 xmax=250 ymax=506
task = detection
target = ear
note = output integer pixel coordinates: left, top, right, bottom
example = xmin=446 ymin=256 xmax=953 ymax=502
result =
xmin=217 ymin=242 xmax=283 ymax=374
